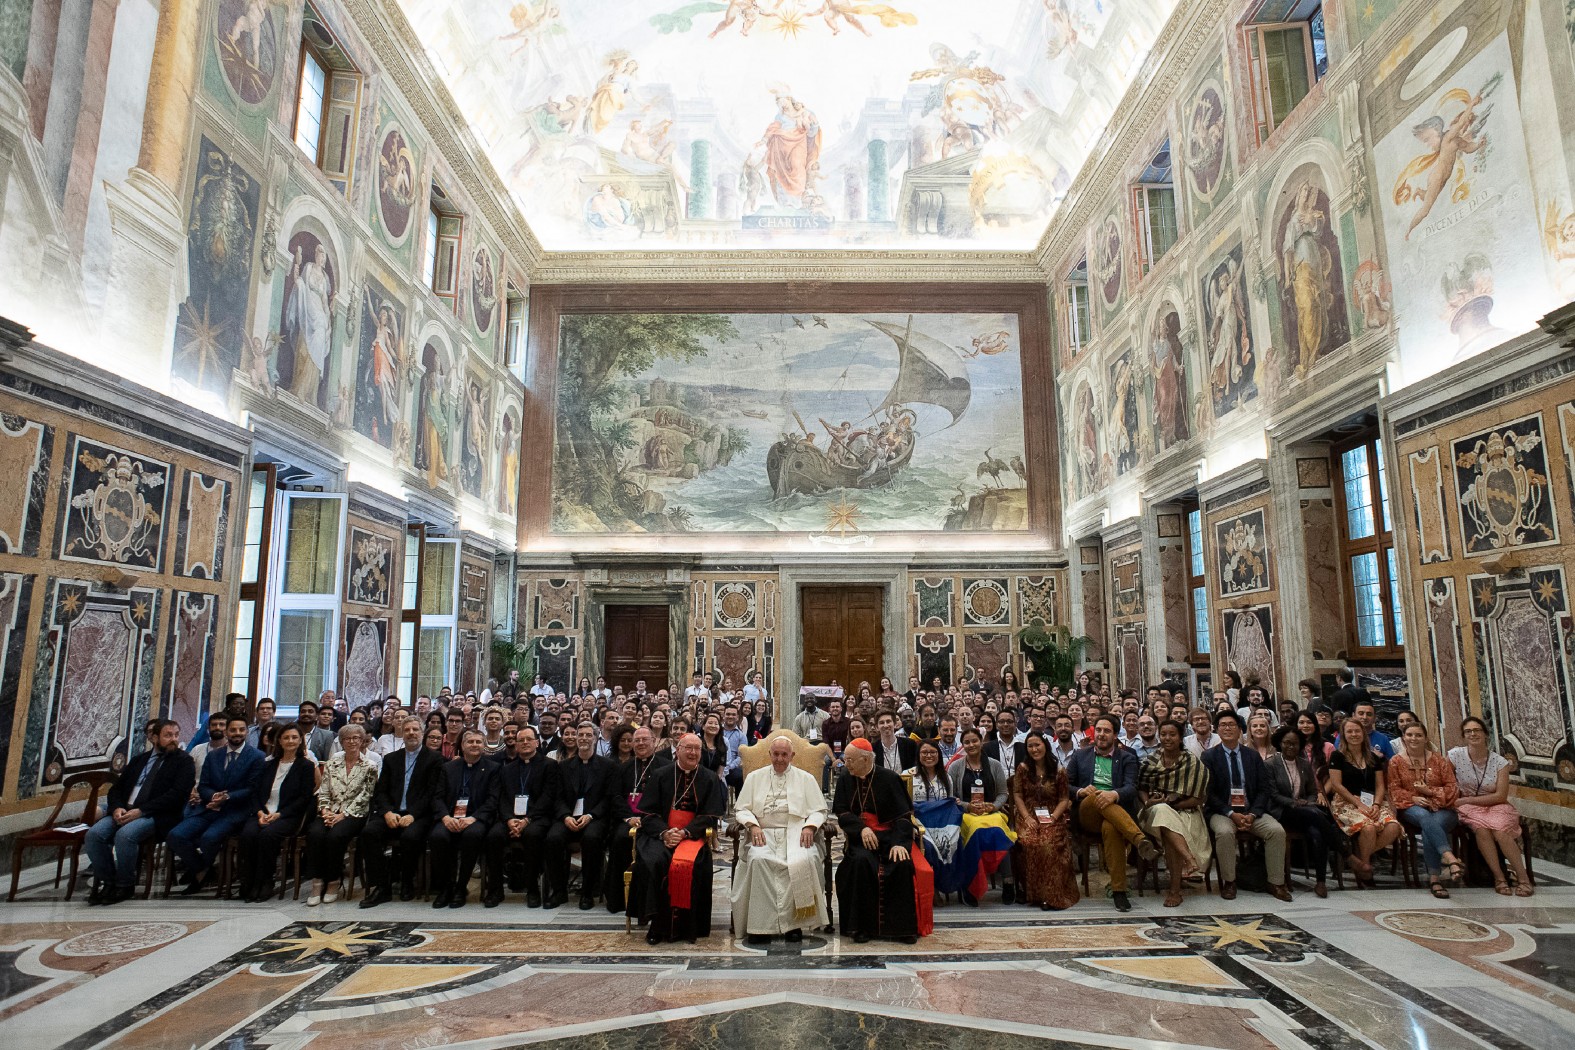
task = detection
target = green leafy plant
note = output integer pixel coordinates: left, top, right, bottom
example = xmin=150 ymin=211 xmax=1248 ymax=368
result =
xmin=491 ymin=638 xmax=536 ymax=683
xmin=1017 ymin=625 xmax=1091 ymax=688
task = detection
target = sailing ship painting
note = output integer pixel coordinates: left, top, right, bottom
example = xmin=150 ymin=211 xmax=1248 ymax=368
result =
xmin=550 ymin=311 xmax=1027 ymax=534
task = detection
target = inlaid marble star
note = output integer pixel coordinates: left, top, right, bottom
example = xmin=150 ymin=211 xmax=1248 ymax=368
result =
xmin=260 ymin=923 xmax=387 ymax=962
xmin=1474 ymin=581 xmax=1495 ymax=609
xmin=130 ymin=598 xmax=149 ymax=622
xmin=1176 ymin=916 xmax=1301 ymax=952
xmin=59 ymin=591 xmax=82 ymax=616
xmin=1535 ymin=577 xmax=1559 ymax=604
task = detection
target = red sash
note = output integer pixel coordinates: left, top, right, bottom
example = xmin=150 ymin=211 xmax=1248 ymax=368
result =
xmin=665 ymin=809 xmax=703 ymax=907
xmin=860 ymin=814 xmax=934 ymax=937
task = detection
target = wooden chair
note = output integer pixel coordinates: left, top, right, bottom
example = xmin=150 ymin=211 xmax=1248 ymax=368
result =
xmin=8 ymin=770 xmax=113 ymax=901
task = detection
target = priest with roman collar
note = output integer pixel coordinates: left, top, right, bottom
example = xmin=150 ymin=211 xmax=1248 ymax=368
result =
xmin=833 ymin=737 xmax=920 ymax=944
xmin=634 ymin=733 xmax=725 ymax=944
xmin=731 ymin=736 xmax=828 ymax=945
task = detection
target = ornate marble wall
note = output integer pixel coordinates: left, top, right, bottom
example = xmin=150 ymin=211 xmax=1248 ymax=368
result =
xmin=1386 ymin=321 xmax=1575 ymax=857
xmin=0 ymin=342 xmax=248 ymax=818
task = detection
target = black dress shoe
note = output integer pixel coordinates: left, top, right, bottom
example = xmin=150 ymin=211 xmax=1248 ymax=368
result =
xmin=360 ymin=888 xmax=389 ymax=909
xmin=853 ymin=930 xmax=871 ymax=944
xmin=785 ymin=929 xmax=803 ymax=943
xmin=526 ymin=889 xmax=542 ymax=908
xmin=1001 ymin=882 xmax=1016 ymax=905
xmin=448 ymin=889 xmax=468 ymax=909
xmin=897 ymin=935 xmax=918 ymax=945
xmin=432 ymin=889 xmax=453 ymax=909
xmin=87 ymin=881 xmax=106 ymax=905
xmin=398 ymin=881 xmax=416 ymax=902
xmin=545 ymin=892 xmax=567 ymax=909
xmin=102 ymin=886 xmax=130 ymax=906
xmin=483 ymin=890 xmax=503 ymax=909
xmin=645 ymin=929 xmax=661 ymax=945
xmin=747 ymin=933 xmax=771 ymax=945
xmin=1112 ymin=891 xmax=1132 ymax=913
xmin=180 ymin=872 xmax=208 ymax=897
xmin=579 ymin=895 xmax=594 ymax=910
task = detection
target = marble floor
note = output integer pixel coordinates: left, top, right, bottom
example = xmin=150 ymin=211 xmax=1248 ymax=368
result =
xmin=2 ymin=853 xmax=1573 ymax=1050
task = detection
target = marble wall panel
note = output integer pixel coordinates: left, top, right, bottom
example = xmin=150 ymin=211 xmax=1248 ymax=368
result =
xmin=1015 ymin=575 xmax=1058 ymax=627
xmin=691 ymin=572 xmax=778 ymax=699
xmin=1158 ymin=540 xmax=1190 ymax=665
xmin=456 ymin=627 xmax=486 ymax=695
xmin=915 ymin=628 xmax=955 ymax=691
xmin=963 ymin=632 xmax=1011 ymax=684
xmin=37 ymin=579 xmax=159 ymax=785
xmin=1424 ymin=577 xmax=1471 ymax=750
xmin=913 ymin=577 xmax=954 ymax=628
xmin=1214 ymin=507 xmax=1271 ymax=596
xmin=1222 ymin=604 xmax=1276 ymax=697
xmin=961 ymin=578 xmax=1010 ymax=628
xmin=0 ymin=413 xmax=50 ymax=556
xmin=173 ymin=472 xmax=231 ymax=581
xmin=341 ymin=616 xmax=389 ymax=711
xmin=345 ymin=527 xmax=394 ymax=607
xmin=1109 ymin=548 xmax=1144 ymax=620
xmin=57 ymin=435 xmax=171 ymax=571
xmin=1470 ymin=570 xmax=1572 ymax=767
xmin=713 ymin=635 xmax=758 ymax=694
xmin=1452 ymin=414 xmax=1558 ymax=556
xmin=162 ymin=591 xmax=217 ymax=733
xmin=1407 ymin=445 xmax=1452 ymax=564
xmin=460 ymin=558 xmax=489 ymax=626
xmin=1081 ymin=564 xmax=1107 ymax=662
xmin=1113 ymin=623 xmax=1146 ymax=693
xmin=0 ymin=573 xmax=35 ymax=799
xmin=1300 ymin=498 xmax=1345 ymax=660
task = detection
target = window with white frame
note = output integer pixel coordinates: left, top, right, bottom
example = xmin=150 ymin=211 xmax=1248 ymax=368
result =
xmin=1065 ymin=257 xmax=1090 ymax=357
xmin=1132 ymin=140 xmax=1177 ymax=275
xmin=416 ymin=537 xmax=459 ymax=696
xmin=260 ymin=491 xmax=346 ymax=712
xmin=1185 ymin=504 xmax=1210 ymax=660
xmin=1245 ymin=1 xmax=1328 ymax=145
xmin=504 ymin=287 xmax=527 ymax=371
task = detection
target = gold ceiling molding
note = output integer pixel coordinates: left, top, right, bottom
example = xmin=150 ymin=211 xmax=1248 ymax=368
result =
xmin=1031 ymin=0 xmax=1230 ymax=273
xmin=528 ymin=249 xmax=1050 ymax=285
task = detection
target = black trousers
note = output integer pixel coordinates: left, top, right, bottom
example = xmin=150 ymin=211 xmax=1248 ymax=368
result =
xmin=484 ymin=819 xmax=552 ymax=895
xmin=303 ymin=815 xmax=366 ymax=882
xmin=359 ymin=815 xmax=432 ymax=891
xmin=429 ymin=820 xmax=489 ymax=891
xmin=544 ymin=818 xmax=610 ymax=898
xmin=235 ymin=816 xmax=297 ymax=893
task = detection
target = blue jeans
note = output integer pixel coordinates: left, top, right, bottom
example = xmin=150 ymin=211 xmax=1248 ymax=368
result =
xmin=167 ymin=808 xmax=247 ymax=877
xmin=84 ymin=814 xmax=156 ymax=889
xmin=1402 ymin=806 xmax=1458 ymax=874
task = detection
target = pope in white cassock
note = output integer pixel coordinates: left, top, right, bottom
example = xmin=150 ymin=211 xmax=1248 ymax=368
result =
xmin=731 ymin=737 xmax=828 ymax=944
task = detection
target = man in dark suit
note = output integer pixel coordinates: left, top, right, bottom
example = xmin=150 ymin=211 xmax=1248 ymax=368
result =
xmin=86 ymin=720 xmax=195 ymax=905
xmin=605 ymin=725 xmax=672 ymax=913
xmin=1065 ymin=714 xmax=1158 ymax=913
xmin=1326 ymin=668 xmax=1368 ymax=717
xmin=873 ymin=710 xmax=918 ymax=772
xmin=169 ymin=715 xmax=264 ymax=893
xmin=1201 ymin=710 xmax=1290 ymax=901
xmin=545 ymin=721 xmax=618 ymax=909
xmin=484 ymin=725 xmax=560 ymax=908
xmin=429 ymin=729 xmax=498 ymax=909
xmin=359 ymin=714 xmax=444 ymax=907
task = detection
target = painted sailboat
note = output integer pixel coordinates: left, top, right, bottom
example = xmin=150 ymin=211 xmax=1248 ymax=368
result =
xmin=765 ymin=316 xmax=972 ymax=497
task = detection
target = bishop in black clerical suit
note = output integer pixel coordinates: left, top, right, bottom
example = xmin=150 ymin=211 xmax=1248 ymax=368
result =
xmin=606 ymin=726 xmax=672 ymax=913
xmin=635 ymin=734 xmax=724 ymax=944
xmin=833 ymin=738 xmax=919 ymax=944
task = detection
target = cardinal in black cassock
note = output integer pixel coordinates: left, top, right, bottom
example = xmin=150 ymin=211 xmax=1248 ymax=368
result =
xmin=834 ymin=737 xmax=920 ymax=944
xmin=635 ymin=733 xmax=725 ymax=944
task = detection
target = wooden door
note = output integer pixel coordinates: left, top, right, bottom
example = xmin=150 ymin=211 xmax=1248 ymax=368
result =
xmin=801 ymin=586 xmax=884 ymax=691
xmin=604 ymin=605 xmax=669 ymax=694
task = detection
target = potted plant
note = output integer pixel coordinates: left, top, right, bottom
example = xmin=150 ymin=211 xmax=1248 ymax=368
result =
xmin=1017 ymin=625 xmax=1091 ymax=689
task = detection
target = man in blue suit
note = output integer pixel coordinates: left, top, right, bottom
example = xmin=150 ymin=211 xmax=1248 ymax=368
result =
xmin=1065 ymin=714 xmax=1159 ymax=912
xmin=1200 ymin=710 xmax=1290 ymax=902
xmin=168 ymin=714 xmax=264 ymax=894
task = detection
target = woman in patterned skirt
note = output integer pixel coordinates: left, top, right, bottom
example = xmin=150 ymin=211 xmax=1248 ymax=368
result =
xmin=1010 ymin=731 xmax=1078 ymax=910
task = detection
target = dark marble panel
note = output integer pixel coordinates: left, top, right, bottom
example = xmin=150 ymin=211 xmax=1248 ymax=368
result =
xmin=1501 ymin=931 xmax=1575 ymax=993
xmin=0 ymin=947 xmax=49 ymax=1003
xmin=504 ymin=1002 xmax=1102 ymax=1050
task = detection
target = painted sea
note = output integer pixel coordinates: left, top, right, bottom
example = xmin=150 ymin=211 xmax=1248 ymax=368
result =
xmin=551 ymin=311 xmax=1029 ymax=534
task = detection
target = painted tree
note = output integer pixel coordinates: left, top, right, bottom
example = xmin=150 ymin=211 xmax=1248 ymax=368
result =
xmin=553 ymin=313 xmax=737 ymax=530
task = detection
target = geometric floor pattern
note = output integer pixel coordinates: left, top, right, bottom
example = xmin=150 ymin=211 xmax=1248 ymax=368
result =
xmin=3 ymin=858 xmax=1574 ymax=1049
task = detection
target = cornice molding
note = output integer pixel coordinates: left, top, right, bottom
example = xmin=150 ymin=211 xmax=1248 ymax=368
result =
xmin=528 ymin=249 xmax=1049 ymax=285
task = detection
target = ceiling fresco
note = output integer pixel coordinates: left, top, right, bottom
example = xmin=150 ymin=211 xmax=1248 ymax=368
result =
xmin=395 ymin=1 xmax=1179 ymax=251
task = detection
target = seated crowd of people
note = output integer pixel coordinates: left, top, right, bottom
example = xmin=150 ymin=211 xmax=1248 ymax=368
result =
xmin=77 ymin=666 xmax=1535 ymax=946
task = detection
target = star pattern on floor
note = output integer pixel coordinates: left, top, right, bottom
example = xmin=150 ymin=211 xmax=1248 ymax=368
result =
xmin=259 ymin=923 xmax=388 ymax=963
xmin=1173 ymin=916 xmax=1303 ymax=953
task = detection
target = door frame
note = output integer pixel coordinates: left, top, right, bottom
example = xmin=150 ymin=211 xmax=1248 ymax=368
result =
xmin=584 ymin=585 xmax=688 ymax=692
xmin=779 ymin=565 xmax=905 ymax=705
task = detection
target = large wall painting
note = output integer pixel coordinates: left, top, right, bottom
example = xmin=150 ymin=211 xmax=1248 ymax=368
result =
xmin=1373 ymin=32 xmax=1552 ymax=384
xmin=1150 ymin=302 xmax=1190 ymax=452
xmin=277 ymin=228 xmax=338 ymax=412
xmin=1223 ymin=604 xmax=1276 ymax=693
xmin=353 ymin=277 xmax=406 ymax=449
xmin=550 ymin=312 xmax=1027 ymax=534
xmin=1273 ymin=171 xmax=1349 ymax=379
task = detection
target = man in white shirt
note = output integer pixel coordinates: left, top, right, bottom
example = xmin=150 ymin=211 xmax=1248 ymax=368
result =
xmin=684 ymin=671 xmax=710 ymax=702
xmin=529 ymin=675 xmax=554 ymax=702
xmin=1050 ymin=716 xmax=1079 ymax=766
xmin=742 ymin=671 xmax=768 ymax=706
xmin=874 ymin=711 xmax=916 ymax=772
xmin=1184 ymin=707 xmax=1221 ymax=757
xmin=792 ymin=695 xmax=830 ymax=740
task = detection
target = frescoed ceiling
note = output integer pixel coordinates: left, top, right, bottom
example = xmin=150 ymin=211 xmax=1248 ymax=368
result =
xmin=394 ymin=1 xmax=1179 ymax=252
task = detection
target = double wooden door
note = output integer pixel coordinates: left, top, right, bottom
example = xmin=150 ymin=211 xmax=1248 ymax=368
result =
xmin=801 ymin=586 xmax=884 ymax=691
xmin=604 ymin=604 xmax=669 ymax=694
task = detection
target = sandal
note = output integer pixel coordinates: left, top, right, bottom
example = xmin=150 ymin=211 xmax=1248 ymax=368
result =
xmin=1514 ymin=882 xmax=1534 ymax=897
xmin=1445 ymin=859 xmax=1465 ymax=886
xmin=1494 ymin=881 xmax=1513 ymax=896
xmin=1429 ymin=880 xmax=1450 ymax=899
